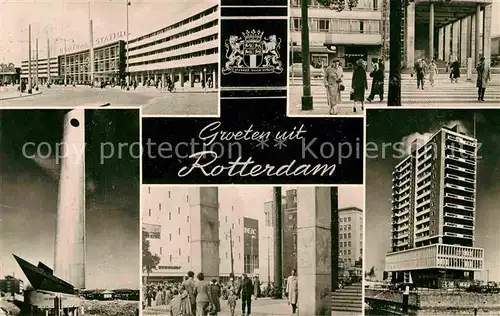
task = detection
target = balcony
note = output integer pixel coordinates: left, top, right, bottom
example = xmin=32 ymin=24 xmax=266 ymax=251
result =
xmin=446 ymin=145 xmax=475 ymax=158
xmin=444 ymin=232 xmax=474 ymax=239
xmin=446 ymin=134 xmax=476 ymax=147
xmin=445 ymin=202 xmax=474 ymax=212
xmin=445 ymin=183 xmax=474 ymax=194
xmin=444 ymin=192 xmax=474 ymax=203
xmin=444 ymin=212 xmax=474 ymax=221
xmin=444 ymin=222 xmax=473 ymax=231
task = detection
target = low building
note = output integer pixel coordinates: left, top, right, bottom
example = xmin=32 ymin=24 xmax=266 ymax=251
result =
xmin=0 ymin=275 xmax=23 ymax=294
xmin=20 ymin=57 xmax=59 ymax=85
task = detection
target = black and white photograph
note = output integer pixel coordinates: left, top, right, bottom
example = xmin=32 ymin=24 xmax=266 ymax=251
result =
xmin=141 ymin=185 xmax=363 ymax=316
xmin=0 ymin=0 xmax=219 ymax=116
xmin=289 ymin=0 xmax=388 ymax=115
xmin=400 ymin=1 xmax=499 ymax=106
xmin=365 ymin=109 xmax=500 ymax=315
xmin=0 ymin=109 xmax=140 ymax=316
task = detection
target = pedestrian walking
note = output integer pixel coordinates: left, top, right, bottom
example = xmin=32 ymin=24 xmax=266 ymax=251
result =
xmin=286 ymin=269 xmax=298 ymax=314
xmin=237 ymin=273 xmax=254 ymax=316
xmin=194 ymin=272 xmax=210 ymax=316
xmin=252 ymin=276 xmax=260 ymax=300
xmin=428 ymin=59 xmax=438 ymax=87
xmin=169 ymin=290 xmax=183 ymax=316
xmin=324 ymin=58 xmax=344 ymax=115
xmin=366 ymin=61 xmax=384 ymax=102
xmin=227 ymin=289 xmax=238 ymax=316
xmin=476 ymin=57 xmax=491 ymax=101
xmin=181 ymin=272 xmax=196 ymax=315
xmin=350 ymin=59 xmax=368 ymax=113
xmin=450 ymin=58 xmax=460 ymax=83
xmin=207 ymin=278 xmax=221 ymax=315
xmin=414 ymin=59 xmax=427 ymax=90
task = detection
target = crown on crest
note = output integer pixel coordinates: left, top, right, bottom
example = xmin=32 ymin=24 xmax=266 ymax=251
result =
xmin=243 ymin=29 xmax=264 ymax=42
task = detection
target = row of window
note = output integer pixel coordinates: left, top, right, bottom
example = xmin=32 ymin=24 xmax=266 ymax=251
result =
xmin=340 ymin=241 xmax=352 ymax=248
xmin=290 ymin=18 xmax=381 ymax=34
xmin=129 ymin=20 xmax=218 ymax=53
xmin=340 ymin=224 xmax=352 ymax=231
xmin=340 ymin=233 xmax=352 ymax=239
xmin=129 ymin=5 xmax=217 ymax=44
xmin=341 ymin=249 xmax=352 ymax=255
xmin=129 ymin=48 xmax=218 ymax=68
xmin=340 ymin=216 xmax=352 ymax=222
xmin=291 ymin=0 xmax=381 ymax=11
xmin=161 ymin=252 xmax=247 ymax=264
xmin=130 ymin=34 xmax=217 ymax=60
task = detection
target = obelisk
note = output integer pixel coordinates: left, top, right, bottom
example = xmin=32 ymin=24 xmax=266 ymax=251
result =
xmin=54 ymin=109 xmax=86 ymax=289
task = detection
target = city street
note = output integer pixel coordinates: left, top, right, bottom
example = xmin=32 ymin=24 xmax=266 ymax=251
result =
xmin=0 ymin=85 xmax=218 ymax=115
xmin=290 ymin=72 xmax=500 ymax=114
xmin=143 ymin=298 xmax=360 ymax=316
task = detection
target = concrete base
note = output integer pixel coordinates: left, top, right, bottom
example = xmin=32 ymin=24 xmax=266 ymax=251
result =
xmin=297 ymin=188 xmax=332 ymax=316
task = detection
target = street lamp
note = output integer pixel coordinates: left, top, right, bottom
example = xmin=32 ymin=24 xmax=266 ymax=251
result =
xmin=300 ymin=0 xmax=312 ymax=110
xmin=126 ymin=0 xmax=131 ymax=90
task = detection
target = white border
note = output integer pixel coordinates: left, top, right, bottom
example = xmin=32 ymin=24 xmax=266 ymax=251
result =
xmin=138 ymin=104 xmax=144 ymax=316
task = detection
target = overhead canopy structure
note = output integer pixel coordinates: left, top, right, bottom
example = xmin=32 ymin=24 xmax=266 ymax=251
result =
xmin=13 ymin=254 xmax=75 ymax=295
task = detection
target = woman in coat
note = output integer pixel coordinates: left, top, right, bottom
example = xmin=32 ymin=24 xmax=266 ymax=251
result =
xmin=350 ymin=59 xmax=368 ymax=113
xmin=428 ymin=59 xmax=438 ymax=87
xmin=193 ymin=273 xmax=210 ymax=316
xmin=476 ymin=57 xmax=491 ymax=101
xmin=450 ymin=58 xmax=460 ymax=83
xmin=286 ymin=269 xmax=298 ymax=314
xmin=324 ymin=58 xmax=344 ymax=115
xmin=207 ymin=278 xmax=221 ymax=315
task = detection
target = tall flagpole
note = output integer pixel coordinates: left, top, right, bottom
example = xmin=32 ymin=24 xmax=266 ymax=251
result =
xmin=28 ymin=24 xmax=32 ymax=94
xmin=89 ymin=0 xmax=94 ymax=86
xmin=126 ymin=0 xmax=130 ymax=90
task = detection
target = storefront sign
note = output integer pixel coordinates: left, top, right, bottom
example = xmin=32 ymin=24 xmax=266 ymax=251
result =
xmin=158 ymin=266 xmax=181 ymax=270
xmin=244 ymin=227 xmax=257 ymax=236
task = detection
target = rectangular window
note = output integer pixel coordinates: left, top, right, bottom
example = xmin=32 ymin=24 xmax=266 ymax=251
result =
xmin=360 ymin=21 xmax=364 ymax=33
xmin=186 ymin=195 xmax=189 ymax=202
xmin=178 ymin=228 xmax=181 ymax=235
xmin=373 ymin=0 xmax=378 ymax=10
xmin=169 ymin=191 xmax=171 ymax=198
xmin=148 ymin=187 xmax=151 ymax=194
xmin=319 ymin=19 xmax=330 ymax=32
xmin=169 ymin=234 xmax=172 ymax=241
xmin=159 ymin=203 xmax=161 ymax=211
xmin=178 ymin=207 xmax=181 ymax=214
xmin=169 ymin=213 xmax=171 ymax=220
xmin=169 ymin=255 xmax=172 ymax=262
xmin=225 ymin=216 xmax=228 ymax=223
xmin=179 ymin=248 xmax=181 ymax=255
xmin=148 ymin=209 xmax=151 ymax=217
xmin=143 ymin=223 xmax=161 ymax=239
xmin=160 ymin=247 xmax=162 ymax=254
xmin=188 ymin=256 xmax=190 ymax=263
xmin=187 ymin=236 xmax=190 ymax=242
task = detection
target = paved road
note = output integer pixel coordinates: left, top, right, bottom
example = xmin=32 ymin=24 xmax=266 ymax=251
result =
xmin=290 ymin=73 xmax=499 ymax=114
xmin=143 ymin=298 xmax=360 ymax=316
xmin=0 ymin=85 xmax=218 ymax=115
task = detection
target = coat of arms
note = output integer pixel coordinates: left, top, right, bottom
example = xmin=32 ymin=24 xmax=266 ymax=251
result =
xmin=221 ymin=29 xmax=283 ymax=75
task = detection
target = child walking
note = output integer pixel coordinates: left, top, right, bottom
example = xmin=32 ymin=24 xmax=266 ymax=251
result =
xmin=227 ymin=290 xmax=238 ymax=316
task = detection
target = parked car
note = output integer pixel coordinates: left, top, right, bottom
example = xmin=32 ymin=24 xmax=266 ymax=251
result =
xmin=289 ymin=63 xmax=323 ymax=78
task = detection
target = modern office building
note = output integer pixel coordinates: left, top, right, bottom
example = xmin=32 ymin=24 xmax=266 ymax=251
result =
xmin=20 ymin=2 xmax=218 ymax=88
xmin=386 ymin=125 xmax=484 ymax=288
xmin=402 ymin=0 xmax=493 ymax=68
xmin=338 ymin=207 xmax=363 ymax=268
xmin=20 ymin=57 xmax=59 ymax=85
xmin=0 ymin=275 xmax=23 ymax=294
xmin=142 ymin=187 xmax=259 ymax=282
xmin=290 ymin=0 xmax=383 ymax=71
xmin=127 ymin=2 xmax=218 ymax=89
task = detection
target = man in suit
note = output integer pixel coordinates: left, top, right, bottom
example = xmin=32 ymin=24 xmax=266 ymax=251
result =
xmin=181 ymin=271 xmax=196 ymax=315
xmin=237 ymin=274 xmax=254 ymax=316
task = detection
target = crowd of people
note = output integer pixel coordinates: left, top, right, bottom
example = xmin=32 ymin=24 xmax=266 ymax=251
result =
xmin=412 ymin=56 xmax=492 ymax=101
xmin=144 ymin=269 xmax=300 ymax=316
xmin=322 ymin=58 xmax=385 ymax=115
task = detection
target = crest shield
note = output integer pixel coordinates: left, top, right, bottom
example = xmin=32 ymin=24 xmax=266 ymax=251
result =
xmin=243 ymin=40 xmax=264 ymax=68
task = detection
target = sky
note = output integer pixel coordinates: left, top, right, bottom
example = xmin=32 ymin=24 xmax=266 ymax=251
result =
xmin=365 ymin=109 xmax=500 ymax=282
xmin=0 ymin=109 xmax=140 ymax=290
xmin=0 ymin=0 xmax=217 ymax=65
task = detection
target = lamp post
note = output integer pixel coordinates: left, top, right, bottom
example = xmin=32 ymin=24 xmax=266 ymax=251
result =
xmin=204 ymin=68 xmax=207 ymax=90
xmin=126 ymin=0 xmax=131 ymax=90
xmin=300 ymin=0 xmax=312 ymax=110
xmin=28 ymin=24 xmax=32 ymax=94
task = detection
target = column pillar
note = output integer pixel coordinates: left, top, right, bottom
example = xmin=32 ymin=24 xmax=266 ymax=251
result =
xmin=483 ymin=4 xmax=492 ymax=62
xmin=189 ymin=188 xmax=219 ymax=280
xmin=475 ymin=4 xmax=481 ymax=63
xmin=444 ymin=24 xmax=451 ymax=62
xmin=451 ymin=21 xmax=459 ymax=60
xmin=438 ymin=27 xmax=444 ymax=61
xmin=297 ymin=187 xmax=332 ymax=316
xmin=467 ymin=15 xmax=473 ymax=58
xmin=161 ymin=73 xmax=165 ymax=88
xmin=141 ymin=73 xmax=144 ymax=84
xmin=405 ymin=2 xmax=415 ymax=68
xmin=429 ymin=3 xmax=434 ymax=60
xmin=212 ymin=69 xmax=216 ymax=89
xmin=189 ymin=70 xmax=193 ymax=88
xmin=460 ymin=18 xmax=468 ymax=65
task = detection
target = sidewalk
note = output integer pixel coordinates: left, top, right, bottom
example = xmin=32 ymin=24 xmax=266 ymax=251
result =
xmin=0 ymin=86 xmax=42 ymax=101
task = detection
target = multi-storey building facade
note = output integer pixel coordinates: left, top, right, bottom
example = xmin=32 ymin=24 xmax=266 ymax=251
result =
xmin=59 ymin=41 xmax=125 ymax=84
xmin=282 ymin=189 xmax=298 ymax=278
xmin=143 ymin=187 xmax=258 ymax=282
xmin=338 ymin=207 xmax=363 ymax=267
xmin=20 ymin=57 xmax=59 ymax=85
xmin=386 ymin=125 xmax=484 ymax=288
xmin=290 ymin=0 xmax=383 ymax=71
xmin=127 ymin=2 xmax=218 ymax=89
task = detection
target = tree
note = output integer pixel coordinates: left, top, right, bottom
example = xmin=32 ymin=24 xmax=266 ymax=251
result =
xmin=142 ymin=228 xmax=160 ymax=285
xmin=366 ymin=266 xmax=376 ymax=281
